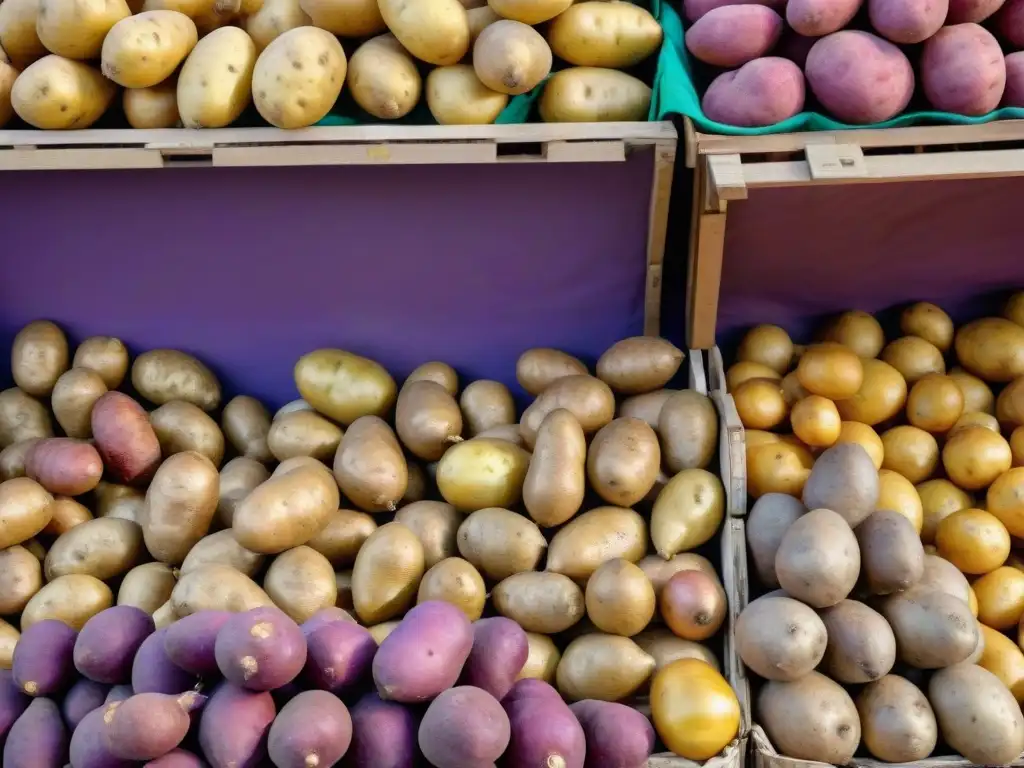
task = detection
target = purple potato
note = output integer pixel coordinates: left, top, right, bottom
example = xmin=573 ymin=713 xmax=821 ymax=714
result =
xmin=267 ymin=691 xmax=352 ymax=768
xmin=12 ymin=620 xmax=77 ymax=697
xmin=145 ymin=749 xmax=207 ymax=768
xmin=503 ymin=685 xmax=585 ymax=768
xmin=0 ymin=670 xmax=30 ymax=741
xmin=373 ymin=601 xmax=472 ymax=703
xmin=418 ymin=687 xmax=509 ymax=768
xmin=69 ymin=707 xmax=134 ymax=768
xmin=62 ymin=679 xmax=111 ymax=730
xmin=75 ymin=606 xmax=154 ymax=684
xmin=104 ymin=686 xmax=133 ymax=705
xmin=214 ymin=608 xmax=306 ymax=691
xmin=460 ymin=617 xmax=528 ymax=700
xmin=198 ymin=683 xmax=275 ymax=768
xmin=300 ymin=607 xmax=352 ymax=636
xmin=102 ymin=692 xmax=206 ymax=761
xmin=3 ymin=697 xmax=68 ymax=768
xmin=503 ymin=678 xmax=564 ymax=706
xmin=271 ymin=681 xmax=302 ymax=710
xmin=163 ymin=611 xmax=231 ymax=677
xmin=303 ymin=622 xmax=376 ymax=693
xmin=347 ymin=693 xmax=419 ymax=768
xmin=569 ymin=700 xmax=656 ymax=768
xmin=132 ymin=629 xmax=196 ymax=695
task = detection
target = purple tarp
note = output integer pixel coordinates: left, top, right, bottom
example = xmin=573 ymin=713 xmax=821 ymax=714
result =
xmin=0 ymin=154 xmax=653 ymax=407
xmin=717 ymin=176 xmax=1024 ymax=347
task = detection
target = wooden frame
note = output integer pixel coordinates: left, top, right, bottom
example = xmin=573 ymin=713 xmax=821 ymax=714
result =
xmin=683 ymin=116 xmax=1024 ymax=347
xmin=0 ymin=121 xmax=676 ymax=337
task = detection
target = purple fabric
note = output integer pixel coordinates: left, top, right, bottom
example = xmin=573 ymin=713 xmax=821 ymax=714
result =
xmin=717 ymin=177 xmax=1024 ymax=346
xmin=0 ymin=155 xmax=652 ymax=407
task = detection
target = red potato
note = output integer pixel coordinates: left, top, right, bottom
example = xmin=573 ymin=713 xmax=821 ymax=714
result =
xmin=0 ymin=671 xmax=29 ymax=742
xmin=303 ymin=621 xmax=377 ymax=693
xmin=214 ymin=607 xmax=307 ymax=691
xmin=373 ymin=601 xmax=473 ymax=703
xmin=91 ymin=393 xmax=161 ymax=485
xmin=921 ymin=24 xmax=1005 ymax=115
xmin=996 ymin=0 xmax=1024 ymax=47
xmin=69 ymin=707 xmax=133 ymax=768
xmin=267 ymin=691 xmax=353 ymax=768
xmin=145 ymin=749 xmax=207 ymax=768
xmin=132 ymin=629 xmax=196 ymax=695
xmin=702 ymin=57 xmax=805 ymax=127
xmin=74 ymin=606 xmax=155 ymax=684
xmin=460 ymin=617 xmax=529 ymax=700
xmin=869 ymin=0 xmax=947 ymax=42
xmin=505 ymin=678 xmax=565 ymax=706
xmin=503 ymin=681 xmax=585 ymax=768
xmin=25 ymin=438 xmax=103 ymax=496
xmin=948 ymin=0 xmax=1005 ymax=21
xmin=1004 ymin=51 xmax=1024 ymax=106
xmin=805 ymin=31 xmax=914 ymax=123
xmin=102 ymin=692 xmax=206 ymax=761
xmin=684 ymin=6 xmax=783 ymax=66
xmin=198 ymin=683 xmax=276 ymax=768
xmin=418 ymin=687 xmax=510 ymax=768
xmin=347 ymin=692 xmax=420 ymax=768
xmin=787 ymin=0 xmax=861 ymax=36
xmin=5 ymin=698 xmax=68 ymax=768
xmin=570 ymin=700 xmax=656 ymax=768
xmin=62 ymin=679 xmax=110 ymax=730
xmin=12 ymin=619 xmax=77 ymax=697
xmin=163 ymin=610 xmax=232 ymax=676
xmin=683 ymin=0 xmax=784 ymax=21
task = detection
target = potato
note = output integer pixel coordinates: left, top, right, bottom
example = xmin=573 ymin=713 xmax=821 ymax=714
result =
xmin=352 ymin=523 xmax=424 ymax=624
xmin=516 ymin=349 xmax=588 ymax=395
xmin=244 ymin=0 xmax=309 ymax=50
xmin=73 ymin=606 xmax=154 ymax=685
xmin=133 ymin=627 xmax=196 ymax=694
xmin=504 ymin=679 xmax=585 ymax=767
xmin=540 ymin=66 xmax=651 ymax=122
xmin=333 ymin=416 xmax=407 ymax=513
xmin=881 ymin=336 xmax=944 ymax=384
xmin=732 ymin=378 xmax=788 ymax=430
xmin=686 ymin=5 xmax=782 ymax=66
xmin=417 ymin=557 xmax=485 ymax=620
xmin=10 ymin=321 xmax=68 ymax=398
xmin=268 ymin=691 xmax=353 ymax=768
xmin=455 ymin=617 xmax=525 ymax=701
xmin=0 ymin=545 xmax=41 ymax=615
xmin=651 ymin=468 xmax=724 ymax=559
xmin=0 ymin=0 xmax=45 ymax=66
xmin=11 ymin=619 xmax=76 ymax=696
xmin=0 ymin=623 xmax=17 ymax=670
xmin=0 ymin=389 xmax=51 ymax=449
xmin=216 ymin=457 xmax=269 ymax=529
xmin=5 ymin=698 xmax=67 ymax=768
xmin=774 ymin=508 xmax=859 ymax=607
xmin=958 ymin=317 xmax=1024 ymax=382
xmin=180 ymin=530 xmax=265 ymax=578
xmin=547 ymin=506 xmax=646 ymax=581
xmin=897 ymin=302 xmax=952 ymax=352
xmin=393 ymin=501 xmax=459 ymax=569
xmin=805 ymin=31 xmax=913 ymax=123
xmin=123 ymin=80 xmax=179 ymax=128
xmin=150 ymin=401 xmax=225 ymax=467
xmin=103 ymin=691 xmax=204 ymax=760
xmin=62 ymin=679 xmax=108 ymax=730
xmin=45 ymin=517 xmax=142 ymax=582
xmin=787 ymin=0 xmax=859 ymax=35
xmin=163 ymin=611 xmax=231 ymax=676
xmin=44 ymin=498 xmax=90 ymax=537
xmin=38 ymin=0 xmax=130 ymax=60
xmin=71 ymin=336 xmax=127 ymax=389
xmin=347 ymin=34 xmax=420 ymax=120
xmin=214 ymin=606 xmax=305 ymax=691
xmin=92 ymin=392 xmax=162 ymax=485
xmin=547 ymin=1 xmax=661 ymax=68
xmin=587 ymin=418 xmax=659 ymax=508
xmin=298 ymin=0 xmax=382 ymax=35
xmin=856 ymin=675 xmax=937 ymax=762
xmin=881 ymin=425 xmax=938 ymax=483
xmin=143 ymin=451 xmax=219 ymax=565
xmin=197 ymin=683 xmax=275 ymax=768
xmin=758 ymin=672 xmax=860 ymax=763
xmin=930 ymin=662 xmax=1024 ymax=764
xmin=857 ymin=510 xmax=924 ymax=595
xmin=882 ymin=588 xmax=978 ymax=668
xmin=0 ymin=478 xmax=52 ymax=550
xmin=22 ymin=573 xmax=112 ymax=630
xmin=118 ymin=562 xmax=177 ymax=614
xmin=294 ymin=349 xmax=394 ymax=425
xmin=835 ymin=363 xmax=906 ymax=429
xmin=268 ymin=410 xmax=342 ymax=463
xmin=457 ymin=507 xmax=546 ymax=580
xmin=594 ymin=337 xmax=682 ymax=395
xmin=556 ymin=634 xmax=654 ymax=701
xmin=634 ymin=629 xmax=719 ymax=675
xmin=789 ymin=396 xmax=839 ymax=448
xmin=176 ymin=26 xmax=256 ymax=129
xmin=436 ymin=437 xmax=529 ymax=511
xmin=301 ymin=509 xmax=373 ymax=569
xmin=131 ymin=349 xmax=220 ymax=410
xmin=868 ymin=0 xmax=945 ymax=42
xmin=0 ymin=441 xmax=33 ymax=483
xmin=49 ymin=369 xmax=105 ymax=441
xmin=492 ymin=571 xmax=583 ymax=634
xmin=488 ymin=0 xmax=567 ymax=22
xmin=253 ymin=26 xmax=345 ymax=127
xmin=396 ymin=380 xmax=463 ymax=461
xmin=520 ymin=375 xmax=613 ymax=447
xmin=426 ymin=59 xmax=509 ymax=123
xmin=907 ymin=373 xmax=965 ymax=433
xmin=937 ymin=508 xmax=1010 ymax=575
xmin=301 ymin=620 xmax=374 ymax=695
xmin=586 ymin=559 xmax=655 ymax=637
xmin=347 ymin=693 xmax=419 ymax=767
xmin=474 ymin=20 xmax=550 ymax=95
xmin=747 ymin=493 xmax=806 ymax=587
xmin=100 ymin=11 xmax=197 ymax=88
xmin=418 ymin=687 xmax=510 ymax=766
xmin=802 ymin=442 xmax=879 ymax=527
xmin=736 ymin=595 xmax=826 ymax=680
xmin=944 ymin=425 xmax=1011 ymax=490
xmin=264 ymin=546 xmax=337 ymax=624
xmin=820 ymin=599 xmax=895 ymax=683
xmin=22 ymin=438 xmax=101 ymax=497
xmin=170 ymin=563 xmax=272 ymax=616
xmin=12 ymin=55 xmax=116 ymax=129
xmin=571 ymin=700 xmax=654 ymax=768
xmin=234 ymin=464 xmax=338 ymax=554
xmin=973 ymin=565 xmax=1024 ymax=629
xmin=924 ymin=24 xmax=1006 ymax=114
xmin=215 ymin=397 xmax=270 ymax=465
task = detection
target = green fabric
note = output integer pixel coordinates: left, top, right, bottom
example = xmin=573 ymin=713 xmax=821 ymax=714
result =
xmin=659 ymin=14 xmax=1024 ymax=134
xmin=314 ymin=0 xmax=686 ymax=125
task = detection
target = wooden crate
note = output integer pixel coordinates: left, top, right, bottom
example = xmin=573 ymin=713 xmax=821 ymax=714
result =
xmin=0 ymin=121 xmax=676 ymax=337
xmin=682 ymin=117 xmax=1024 ymax=348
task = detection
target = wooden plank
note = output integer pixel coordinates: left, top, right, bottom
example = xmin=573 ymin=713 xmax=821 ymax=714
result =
xmin=544 ymin=140 xmax=625 ymax=162
xmin=707 ymin=154 xmax=747 ymax=201
xmin=687 ymin=206 xmax=727 ymax=349
xmin=214 ymin=142 xmax=498 ymax=166
xmin=0 ymin=148 xmax=164 ymax=171
xmin=644 ymin=141 xmax=676 ymax=335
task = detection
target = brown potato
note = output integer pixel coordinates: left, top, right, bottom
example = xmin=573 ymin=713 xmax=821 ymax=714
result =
xmin=22 ymin=573 xmax=113 ymax=630
xmin=802 ymin=442 xmax=879 ymax=527
xmin=0 ymin=439 xmax=38 ymax=482
xmin=45 ymin=517 xmax=143 ymax=581
xmin=901 ymin=302 xmax=953 ymax=351
xmin=618 ymin=388 xmax=676 ymax=428
xmin=515 ymin=348 xmax=588 ymax=396
xmin=307 ymin=508 xmax=377 ymax=567
xmin=395 ymin=380 xmax=464 ymax=461
xmin=394 ymin=501 xmax=460 ymax=568
xmin=0 ymin=388 xmax=52 ymax=448
xmin=546 ymin=506 xmax=646 ymax=581
xmin=459 ymin=380 xmax=514 ymax=436
xmin=216 ymin=458 xmax=269 ymax=530
xmin=747 ymin=493 xmax=806 ymax=588
xmin=0 ymin=477 xmax=52 ymax=549
xmin=268 ymin=410 xmax=343 ymax=462
xmin=151 ymin=400 xmax=225 ymax=467
xmin=457 ymin=507 xmax=546 ymax=580
xmin=42 ymin=496 xmax=91 ymax=536
xmin=633 ymin=629 xmax=719 ymax=674
xmin=416 ymin=556 xmax=486 ymax=620
xmin=294 ymin=349 xmax=396 ymax=425
xmin=403 ymin=462 xmax=428 ymax=504
xmin=881 ymin=336 xmax=945 ymax=383
xmin=658 ymin=390 xmax=718 ymax=472
xmin=234 ymin=463 xmax=339 ymax=554
xmin=857 ymin=675 xmax=937 ymax=762
xmin=221 ymin=395 xmax=272 ymax=463
xmin=636 ymin=553 xmax=718 ymax=595
xmin=404 ymin=361 xmax=458 ymax=396
xmin=264 ymin=545 xmax=337 ymax=623
xmin=820 ymin=599 xmax=896 ymax=683
xmin=132 ymin=349 xmax=221 ymax=410
xmin=0 ymin=544 xmax=42 ymax=614
xmin=881 ymin=588 xmax=978 ymax=668
xmin=595 ymin=337 xmax=683 ymax=395
xmin=775 ymin=508 xmax=859 ymax=608
xmin=94 ymin=481 xmax=146 ymax=524
xmin=72 ymin=336 xmax=129 ymax=389
xmin=143 ymin=451 xmax=219 ymax=564
xmin=736 ymin=595 xmax=827 ymax=681
xmin=585 ymin=558 xmax=655 ymax=637
xmin=521 ymin=375 xmax=614 ymax=448
xmin=660 ymin=569 xmax=725 ymax=641
xmin=117 ymin=562 xmax=177 ymax=614
xmin=650 ymin=468 xmax=724 ymax=558
xmin=180 ymin=529 xmax=265 ymax=576
xmin=523 ymin=409 xmax=585 ymax=528
xmin=50 ymin=368 xmax=107 ymax=439
xmin=333 ymin=416 xmax=408 ymax=513
xmin=11 ymin=320 xmax=68 ymax=397
xmin=170 ymin=563 xmax=273 ymax=616
xmin=587 ymin=417 xmax=660 ymax=507
xmin=0 ymin=620 xmax=18 ymax=669
xmin=856 ymin=510 xmax=924 ymax=595
xmin=351 ymin=522 xmax=425 ymax=624
xmin=556 ymin=634 xmax=654 ymax=701
xmin=758 ymin=672 xmax=861 ymax=764
xmin=492 ymin=571 xmax=584 ymax=633
xmin=474 ymin=424 xmax=525 ymax=446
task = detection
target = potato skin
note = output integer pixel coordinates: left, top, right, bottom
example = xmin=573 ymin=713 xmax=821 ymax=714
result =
xmin=177 ymin=26 xmax=256 ymax=128
xmin=233 ymin=464 xmax=339 ymax=554
xmin=548 ymin=2 xmax=661 ymax=68
xmin=163 ymin=610 xmax=231 ymax=676
xmin=143 ymin=451 xmax=219 ymax=565
xmin=379 ymin=0 xmax=468 ymax=64
xmin=132 ymin=628 xmax=195 ymax=694
xmin=461 ymin=617 xmax=528 ymax=700
xmin=245 ymin=0 xmax=310 ymax=50
xmin=418 ymin=686 xmax=510 ymax=768
xmin=24 ymin=438 xmax=102 ymax=497
xmin=857 ymin=675 xmax=937 ymax=762
xmin=51 ymin=368 xmax=107 ymax=440
xmin=217 ymin=456 xmax=270 ymax=528
xmin=516 ymin=349 xmax=587 ymax=396
xmin=686 ymin=5 xmax=782 ymax=66
xmin=0 ymin=545 xmax=42 ymax=614
xmin=22 ymin=574 xmax=113 ymax=630
xmin=221 ymin=395 xmax=272 ymax=463
xmin=869 ymin=0 xmax=946 ymax=42
xmin=101 ymin=10 xmax=197 ymax=87
xmin=171 ymin=564 xmax=273 ymax=616
xmin=198 ymin=682 xmax=276 ymax=768
xmin=12 ymin=619 xmax=77 ymax=696
xmin=117 ymin=562 xmax=177 ymax=614
xmin=736 ymin=595 xmax=827 ymax=681
xmin=0 ymin=477 xmax=53 ymax=550
xmin=11 ymin=321 xmax=68 ymax=398
xmin=268 ymin=690 xmax=353 ymax=768
xmin=787 ymin=0 xmax=860 ymax=35
xmin=4 ymin=698 xmax=67 ymax=768
xmin=91 ymin=392 xmax=162 ymax=485
xmin=474 ymin=20 xmax=550 ymax=96
xmin=0 ymin=0 xmax=47 ymax=66
xmin=881 ymin=588 xmax=978 ymax=668
xmin=214 ymin=606 xmax=307 ymax=690
xmin=921 ymin=24 xmax=1005 ymax=115
xmin=45 ymin=517 xmax=143 ymax=581
xmin=856 ymin=509 xmax=924 ymax=594
xmin=267 ymin=410 xmax=342 ymax=462
xmin=347 ymin=692 xmax=419 ymax=768
xmin=571 ymin=700 xmax=655 ymax=768
xmin=37 ymin=0 xmax=131 ymax=59
xmin=819 ymin=600 xmax=896 ymax=683
xmin=774 ymin=508 xmax=860 ymax=608
xmin=12 ymin=55 xmax=116 ymax=129
xmin=73 ymin=606 xmax=154 ymax=684
xmin=347 ymin=34 xmax=421 ymax=120
xmin=758 ymin=672 xmax=861 ymax=764
xmin=298 ymin=0 xmax=382 ymax=35
xmin=123 ymin=80 xmax=180 ymax=128
xmin=131 ymin=349 xmax=221 ymax=411
xmin=539 ymin=67 xmax=651 ymax=123
xmin=150 ymin=401 xmax=225 ymax=467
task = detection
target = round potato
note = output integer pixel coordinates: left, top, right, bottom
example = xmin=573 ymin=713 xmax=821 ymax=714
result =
xmin=901 ymin=302 xmax=953 ymax=351
xmin=881 ymin=588 xmax=978 ymax=668
xmin=943 ymin=425 xmax=1012 ymax=490
xmin=457 ymin=507 xmax=546 ymax=580
xmin=0 ymin=0 xmax=46 ymax=66
xmin=221 ymin=395 xmax=272 ymax=463
xmin=378 ymin=0 xmax=468 ymax=64
xmin=436 ymin=437 xmax=529 ymax=511
xmin=101 ymin=10 xmax=198 ymax=87
xmin=775 ymin=508 xmax=859 ymax=607
xmin=143 ymin=451 xmax=220 ymax=565
xmin=294 ymin=348 xmax=395 ymax=426
xmin=347 ymin=34 xmax=421 ymax=120
xmin=881 ymin=336 xmax=945 ymax=383
xmin=936 ymin=508 xmax=1010 ymax=575
xmin=51 ymin=368 xmax=106 ymax=440
xmin=474 ymin=20 xmax=551 ymax=95
xmin=426 ymin=64 xmax=508 ymax=125
xmin=151 ymin=400 xmax=225 ymax=467
xmin=540 ymin=66 xmax=651 ymax=122
xmin=22 ymin=574 xmax=113 ymax=630
xmin=177 ymin=26 xmax=256 ymax=128
xmin=268 ymin=410 xmax=342 ymax=463
xmin=835 ymin=359 xmax=907 ymax=426
xmin=245 ymin=0 xmax=310 ymax=50
xmin=117 ymin=562 xmax=177 ymax=614
xmin=881 ymin=425 xmax=938 ymax=484
xmin=459 ymin=380 xmax=514 ymax=436
xmin=264 ymin=545 xmax=337 ymax=624
xmin=548 ymin=1 xmax=662 ymax=67
xmin=956 ymin=317 xmax=1024 ymax=382
xmin=0 ymin=390 xmax=51 ymax=450
xmin=0 ymin=544 xmax=42 ymax=614
xmin=45 ymin=517 xmax=143 ymax=581
xmin=72 ymin=336 xmax=129 ymax=389
xmin=131 ymin=349 xmax=220 ymax=411
xmin=298 ymin=0 xmax=383 ymax=36
xmin=417 ymin=557 xmax=486 ymax=620
xmin=11 ymin=321 xmax=68 ymax=398
xmin=736 ymin=596 xmax=827 ymax=681
xmin=123 ymin=80 xmax=180 ymax=128
xmin=233 ymin=464 xmax=339 ymax=553
xmin=37 ymin=0 xmax=131 ymax=59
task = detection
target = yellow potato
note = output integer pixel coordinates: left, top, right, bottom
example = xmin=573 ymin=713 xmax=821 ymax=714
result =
xmin=918 ymin=478 xmax=974 ymax=544
xmin=936 ymin=508 xmax=1010 ymax=575
xmin=547 ymin=1 xmax=662 ymax=68
xmin=835 ymin=359 xmax=906 ymax=426
xmin=141 ymin=0 xmax=226 ymax=19
xmin=790 ymin=395 xmax=840 ymax=448
xmin=973 ymin=566 xmax=1024 ymax=629
xmin=37 ymin=0 xmax=131 ymax=60
xmin=489 ymin=0 xmax=569 ymax=23
xmin=474 ymin=20 xmax=550 ymax=95
xmin=299 ymin=0 xmax=383 ymax=36
xmin=0 ymin=0 xmax=46 ymax=67
xmin=906 ymin=374 xmax=963 ymax=433
xmin=150 ymin=400 xmax=225 ymax=467
xmin=901 ymin=302 xmax=954 ymax=351
xmin=101 ymin=11 xmax=198 ymax=88
xmin=942 ymin=426 xmax=1012 ymax=491
xmin=949 ymin=367 xmax=994 ymax=414
xmin=235 ymin=463 xmax=340 ymax=554
xmin=957 ymin=318 xmax=1024 ymax=382
xmin=988 ymin=468 xmax=1024 ymax=538
xmin=877 ymin=469 xmax=923 ymax=534
xmin=177 ymin=26 xmax=256 ymax=128
xmin=244 ymin=0 xmax=310 ymax=51
xmin=540 ymin=66 xmax=651 ymax=122
xmin=0 ymin=621 xmax=18 ymax=669
xmin=72 ymin=337 xmax=129 ymax=390
xmin=746 ymin=441 xmax=812 ymax=499
xmin=881 ymin=425 xmax=938 ymax=484
xmin=11 ymin=56 xmax=115 ymax=129
xmin=737 ymin=324 xmax=794 ymax=374
xmin=880 ymin=336 xmax=945 ymax=383
xmin=950 ymin=411 xmax=1000 ymax=435
xmin=426 ymin=64 xmax=507 ymax=124
xmin=732 ymin=377 xmax=787 ymax=430
xmin=0 ymin=477 xmax=52 ymax=549
xmin=835 ymin=422 xmax=883 ymax=470
xmin=50 ymin=368 xmax=106 ymax=440
xmin=797 ymin=342 xmax=864 ymax=400
xmin=131 ymin=349 xmax=221 ymax=411
xmin=378 ymin=0 xmax=468 ymax=64
xmin=726 ymin=362 xmax=781 ymax=392
xmin=22 ymin=574 xmax=112 ymax=630
xmin=0 ymin=60 xmax=15 ymax=128
xmin=294 ymin=349 xmax=395 ymax=425
xmin=1012 ymin=426 xmax=1024 ymax=467
xmin=467 ymin=5 xmax=500 ymax=40
xmin=347 ymin=35 xmax=421 ymax=120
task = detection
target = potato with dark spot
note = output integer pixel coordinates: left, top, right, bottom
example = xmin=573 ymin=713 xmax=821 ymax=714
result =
xmin=268 ymin=690 xmax=352 ymax=768
xmin=14 ymin=58 xmax=116 ymax=129
xmin=11 ymin=320 xmax=68 ymax=398
xmin=132 ymin=628 xmax=195 ymax=694
xmin=101 ymin=691 xmax=205 ymax=760
xmin=736 ymin=595 xmax=827 ymax=681
xmin=150 ymin=401 xmax=225 ymax=466
xmin=857 ymin=675 xmax=937 ymax=762
xmin=73 ymin=337 xmax=129 ymax=390
xmin=198 ymin=682 xmax=276 ymax=768
xmin=758 ymin=672 xmax=861 ymax=763
xmin=881 ymin=588 xmax=978 ymax=668
xmin=215 ymin=607 xmax=307 ymax=691
xmin=5 ymin=697 xmax=68 ymax=768
xmin=820 ymin=600 xmax=896 ymax=683
xmin=91 ymin=392 xmax=162 ymax=485
xmin=101 ymin=12 xmax=199 ymax=87
xmin=51 ymin=368 xmax=106 ymax=439
xmin=222 ymin=395 xmax=272 ymax=463
xmin=12 ymin=619 xmax=76 ymax=696
xmin=774 ymin=508 xmax=860 ymax=608
xmin=74 ymin=606 xmax=154 ymax=684
xmin=419 ymin=686 xmax=510 ymax=768
xmin=177 ymin=26 xmax=256 ymax=128
xmin=857 ymin=510 xmax=924 ymax=594
xmin=253 ymin=28 xmax=347 ymax=129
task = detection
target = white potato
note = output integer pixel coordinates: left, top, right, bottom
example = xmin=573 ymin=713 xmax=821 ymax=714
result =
xmin=37 ymin=0 xmax=131 ymax=60
xmin=347 ymin=35 xmax=421 ymax=120
xmin=539 ymin=67 xmax=651 ymax=122
xmin=12 ymin=55 xmax=116 ymax=129
xmin=177 ymin=26 xmax=256 ymax=128
xmin=426 ymin=64 xmax=507 ymax=124
xmin=252 ymin=26 xmax=345 ymax=128
xmin=101 ymin=11 xmax=198 ymax=88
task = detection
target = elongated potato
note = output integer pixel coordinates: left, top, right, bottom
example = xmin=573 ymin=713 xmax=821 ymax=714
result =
xmin=22 ymin=574 xmax=112 ymax=630
xmin=348 ymin=34 xmax=421 ymax=120
xmin=473 ymin=20 xmax=551 ymax=95
xmin=45 ymin=517 xmax=143 ymax=581
xmin=253 ymin=26 xmax=346 ymax=129
xmin=101 ymin=11 xmax=198 ymax=88
xmin=379 ymin=0 xmax=468 ymax=64
xmin=123 ymin=80 xmax=180 ymax=128
xmin=307 ymin=508 xmax=377 ymax=566
xmin=171 ymin=564 xmax=272 ymax=616
xmin=233 ymin=464 xmax=339 ymax=553
xmin=221 ymin=396 xmax=272 ymax=463
xmin=492 ymin=571 xmax=584 ymax=633
xmin=37 ymin=0 xmax=131 ymax=60
xmin=489 ymin=0 xmax=569 ymax=24
xmin=144 ymin=452 xmax=219 ymax=565
xmin=0 ymin=545 xmax=42 ymax=614
xmin=0 ymin=0 xmax=46 ymax=67
xmin=0 ymin=477 xmax=52 ymax=549
xmin=295 ymin=350 xmax=396 ymax=426
xmin=548 ymin=1 xmax=662 ymax=67
xmin=245 ymin=0 xmax=310 ymax=50
xmin=12 ymin=56 xmax=116 ymax=129
xmin=426 ymin=64 xmax=507 ymax=124
xmin=299 ymin=0 xmax=382 ymax=35
xmin=132 ymin=349 xmax=221 ymax=411
xmin=51 ymin=368 xmax=106 ymax=440
xmin=546 ymin=506 xmax=646 ymax=581
xmin=520 ymin=375 xmax=614 ymax=447
xmin=540 ymin=67 xmax=651 ymax=122
xmin=177 ymin=26 xmax=255 ymax=128
xmin=150 ymin=401 xmax=225 ymax=466
xmin=268 ymin=410 xmax=342 ymax=462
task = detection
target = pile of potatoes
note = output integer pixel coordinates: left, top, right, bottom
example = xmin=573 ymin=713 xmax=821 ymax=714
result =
xmin=0 ymin=319 xmax=741 ymax=765
xmin=0 ymin=0 xmax=664 ymax=131
xmin=687 ymin=0 xmax=1024 ymax=127
xmin=728 ymin=296 xmax=1024 ymax=764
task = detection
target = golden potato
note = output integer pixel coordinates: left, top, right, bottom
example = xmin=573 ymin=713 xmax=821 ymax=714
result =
xmin=267 ymin=410 xmax=342 ymax=463
xmin=0 ymin=545 xmax=42 ymax=614
xmin=948 ymin=367 xmax=994 ymax=415
xmin=732 ymin=377 xmax=787 ymax=430
xmin=548 ymin=1 xmax=661 ymax=67
xmin=150 ymin=400 xmax=225 ymax=467
xmin=836 ymin=422 xmax=883 ymax=470
xmin=0 ymin=0 xmax=46 ymax=67
xmin=1012 ymin=426 xmax=1024 ymax=467
xmin=347 ymin=34 xmax=421 ymax=120
xmin=132 ymin=349 xmax=221 ymax=411
xmin=101 ymin=11 xmax=198 ymax=88
xmin=244 ymin=0 xmax=310 ymax=51
xmin=37 ymin=0 xmax=131 ymax=60
xmin=234 ymin=464 xmax=340 ymax=553
xmin=906 ymin=374 xmax=963 ymax=433
xmin=22 ymin=574 xmax=112 ymax=630
xmin=490 ymin=0 xmax=568 ymax=22
xmin=942 ymin=426 xmax=1012 ymax=491
xmin=298 ymin=0 xmax=383 ymax=36
xmin=918 ymin=478 xmax=974 ymax=543
xmin=790 ymin=395 xmax=840 ymax=448
xmin=780 ymin=371 xmax=810 ymax=405
xmin=950 ymin=411 xmax=1000 ymax=434
xmin=988 ymin=468 xmax=1024 ymax=538
xmin=0 ymin=620 xmax=18 ymax=669
xmin=474 ymin=20 xmax=551 ymax=95
xmin=821 ymin=310 xmax=885 ymax=358
xmin=0 ymin=389 xmax=51 ymax=448
xmin=725 ymin=361 xmax=780 ymax=392
xmin=379 ymin=0 xmax=468 ymax=64
xmin=901 ymin=302 xmax=954 ymax=351
xmin=177 ymin=26 xmax=256 ymax=128
xmin=426 ymin=64 xmax=507 ymax=125
xmin=880 ymin=425 xmax=938 ymax=484
xmin=880 ymin=336 xmax=945 ymax=383
xmin=123 ymin=80 xmax=179 ymax=128
xmin=42 ymin=496 xmax=91 ymax=536
xmin=0 ymin=477 xmax=52 ymax=549
xmin=877 ymin=468 xmax=923 ymax=534
xmin=936 ymin=508 xmax=1010 ymax=575
xmin=72 ymin=336 xmax=128 ymax=390
xmin=253 ymin=26 xmax=346 ymax=128
xmin=45 ymin=517 xmax=143 ymax=581
xmin=0 ymin=59 xmax=14 ymax=128
xmin=747 ymin=441 xmax=812 ymax=499
xmin=738 ymin=324 xmax=793 ymax=374
xmin=957 ymin=318 xmax=1024 ymax=382
xmin=416 ymin=556 xmax=486 ymax=620
xmin=973 ymin=566 xmax=1024 ymax=629
xmin=835 ymin=359 xmax=906 ymax=426
xmin=796 ymin=343 xmax=863 ymax=400
xmin=539 ymin=67 xmax=650 ymax=122
xmin=12 ymin=55 xmax=116 ymax=129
